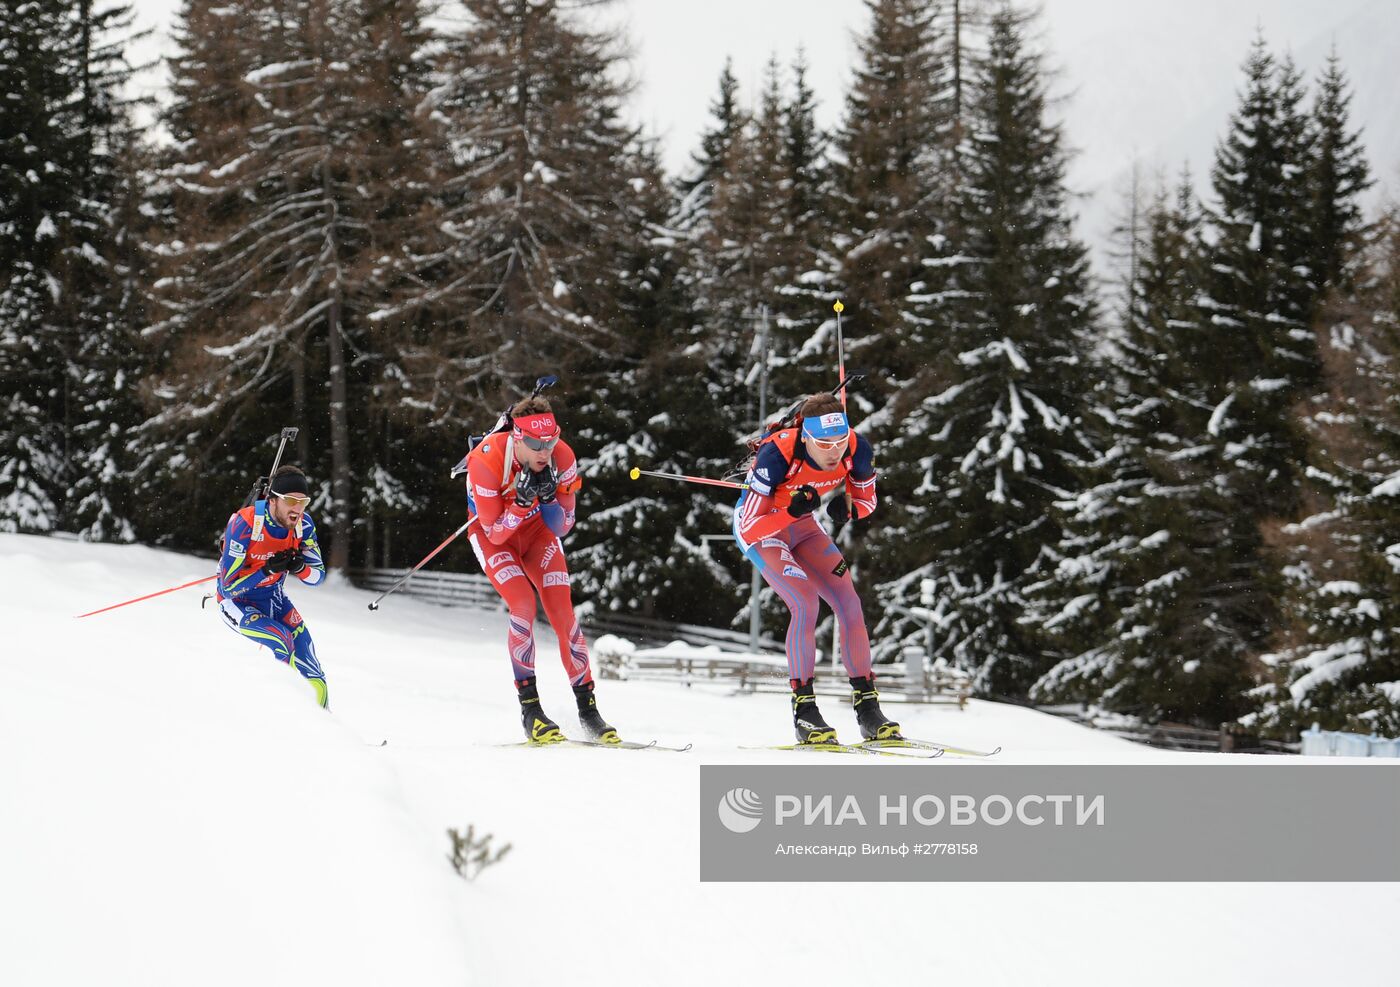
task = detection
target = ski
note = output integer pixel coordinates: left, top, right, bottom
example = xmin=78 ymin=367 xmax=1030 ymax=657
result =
xmin=740 ymin=743 xmax=942 ymax=760
xmin=863 ymin=737 xmax=1001 ymax=758
xmin=497 ymin=738 xmax=691 ymax=752
xmin=567 ymin=738 xmax=659 ymax=751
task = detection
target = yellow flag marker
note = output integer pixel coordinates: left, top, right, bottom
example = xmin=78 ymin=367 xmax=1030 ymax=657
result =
xmin=833 ymin=300 xmax=844 ymax=313
xmin=629 ymin=467 xmax=641 ymax=480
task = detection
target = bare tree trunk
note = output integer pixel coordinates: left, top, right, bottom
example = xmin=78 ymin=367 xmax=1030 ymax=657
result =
xmin=326 ymin=286 xmax=352 ymax=572
xmin=953 ymin=0 xmax=962 ymax=130
xmin=323 ymin=165 xmax=352 ymax=573
xmin=291 ymin=336 xmax=310 ymax=465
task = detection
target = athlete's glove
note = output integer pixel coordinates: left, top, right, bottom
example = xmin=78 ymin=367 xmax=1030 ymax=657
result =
xmin=264 ymin=548 xmax=298 ymax=574
xmin=284 ymin=548 xmax=308 ymax=576
xmin=786 ymin=484 xmax=821 ymax=518
xmin=825 ymin=497 xmax=865 ymax=524
xmin=513 ymin=470 xmax=538 ymax=508
xmin=529 ymin=466 xmax=558 ymax=505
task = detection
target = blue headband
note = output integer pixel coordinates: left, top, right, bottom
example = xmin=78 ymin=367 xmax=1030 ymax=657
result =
xmin=802 ymin=412 xmax=850 ymax=440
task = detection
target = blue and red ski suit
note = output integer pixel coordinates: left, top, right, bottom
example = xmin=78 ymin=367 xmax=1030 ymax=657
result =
xmin=733 ymin=427 xmax=878 ymax=683
xmin=216 ymin=505 xmax=329 ymax=707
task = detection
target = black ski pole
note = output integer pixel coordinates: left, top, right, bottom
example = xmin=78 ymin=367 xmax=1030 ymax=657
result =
xmin=367 ymin=519 xmax=472 ymax=611
xmin=253 ymin=426 xmax=300 ymax=541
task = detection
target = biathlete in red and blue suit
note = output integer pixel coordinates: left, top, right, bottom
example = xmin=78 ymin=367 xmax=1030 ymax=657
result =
xmin=215 ymin=465 xmax=329 ymax=708
xmin=462 ymin=395 xmax=617 ymax=745
xmin=733 ymin=392 xmax=901 ymax=744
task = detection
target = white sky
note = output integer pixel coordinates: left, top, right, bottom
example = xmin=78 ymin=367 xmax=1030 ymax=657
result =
xmin=124 ymin=0 xmax=1399 ymax=265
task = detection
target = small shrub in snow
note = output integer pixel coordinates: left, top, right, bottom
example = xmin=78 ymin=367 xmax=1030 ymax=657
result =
xmin=446 ymin=825 xmax=511 ymax=882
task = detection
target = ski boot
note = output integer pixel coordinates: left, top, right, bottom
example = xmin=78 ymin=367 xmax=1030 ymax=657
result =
xmin=517 ymin=677 xmax=564 ymax=745
xmin=791 ymin=679 xmax=839 ymax=745
xmin=573 ymin=681 xmax=620 ymax=744
xmin=851 ymin=675 xmax=902 ymax=741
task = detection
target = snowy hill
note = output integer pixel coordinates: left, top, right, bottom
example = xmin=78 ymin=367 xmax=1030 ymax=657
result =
xmin=2 ymin=533 xmax=1396 ymax=986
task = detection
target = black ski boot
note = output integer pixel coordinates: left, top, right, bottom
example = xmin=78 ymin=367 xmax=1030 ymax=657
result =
xmin=517 ymin=677 xmax=563 ymax=744
xmin=791 ymin=679 xmax=838 ymax=745
xmin=573 ymin=681 xmax=619 ymax=744
xmin=851 ymin=675 xmax=902 ymax=741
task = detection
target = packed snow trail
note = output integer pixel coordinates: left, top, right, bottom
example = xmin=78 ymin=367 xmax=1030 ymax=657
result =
xmin=2 ymin=534 xmax=1395 ymax=987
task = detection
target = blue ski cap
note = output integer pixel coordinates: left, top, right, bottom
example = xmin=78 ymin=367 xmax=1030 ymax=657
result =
xmin=802 ymin=411 xmax=850 ymax=441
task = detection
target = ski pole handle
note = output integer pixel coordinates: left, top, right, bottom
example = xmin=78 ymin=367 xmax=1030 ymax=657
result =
xmin=367 ymin=519 xmax=472 ymax=611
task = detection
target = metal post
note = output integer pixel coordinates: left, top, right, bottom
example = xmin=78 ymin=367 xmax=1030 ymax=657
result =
xmin=749 ymin=306 xmax=770 ymax=653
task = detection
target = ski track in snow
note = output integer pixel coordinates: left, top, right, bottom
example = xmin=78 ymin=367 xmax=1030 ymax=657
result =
xmin=1 ymin=533 xmax=1395 ymax=986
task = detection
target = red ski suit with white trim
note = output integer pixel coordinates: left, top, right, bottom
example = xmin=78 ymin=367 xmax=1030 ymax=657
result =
xmin=464 ymin=434 xmax=592 ymax=685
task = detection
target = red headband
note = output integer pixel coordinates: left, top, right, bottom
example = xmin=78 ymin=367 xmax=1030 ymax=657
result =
xmin=513 ymin=414 xmax=559 ymax=440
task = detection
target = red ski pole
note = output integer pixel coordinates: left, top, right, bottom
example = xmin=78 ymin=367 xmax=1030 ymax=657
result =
xmin=628 ymin=466 xmax=748 ymax=491
xmin=75 ymin=574 xmax=218 ymax=619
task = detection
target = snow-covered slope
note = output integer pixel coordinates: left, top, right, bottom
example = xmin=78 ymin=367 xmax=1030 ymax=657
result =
xmin=2 ymin=533 xmax=1395 ymax=986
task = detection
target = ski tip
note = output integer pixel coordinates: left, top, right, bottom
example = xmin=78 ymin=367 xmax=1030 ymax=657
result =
xmin=628 ymin=466 xmax=640 ymax=480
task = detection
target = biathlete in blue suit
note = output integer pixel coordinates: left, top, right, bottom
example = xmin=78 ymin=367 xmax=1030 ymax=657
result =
xmin=215 ymin=465 xmax=329 ymax=707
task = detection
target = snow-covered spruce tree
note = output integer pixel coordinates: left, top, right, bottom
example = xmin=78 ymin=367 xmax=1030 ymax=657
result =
xmin=676 ymin=56 xmax=744 ymax=201
xmin=874 ymin=4 xmax=1097 ymax=697
xmin=1254 ymin=213 xmax=1400 ymax=738
xmin=762 ymin=0 xmax=955 ymax=644
xmin=667 ymin=55 xmax=825 ymax=634
xmin=691 ymin=57 xmax=795 ymax=394
xmin=1195 ymin=37 xmax=1322 ymax=524
xmin=1306 ymin=48 xmax=1373 ymax=295
xmin=145 ymin=0 xmax=439 ymax=567
xmin=567 ymin=142 xmax=749 ymax=625
xmin=761 ymin=48 xmax=842 ymax=414
xmin=1027 ymin=176 xmax=1261 ymax=724
xmin=790 ymin=0 xmax=951 ymax=416
xmin=393 ymin=0 xmax=642 ymax=399
xmin=685 ymin=56 xmax=817 ymax=429
xmin=0 ymin=0 xmax=144 ymax=539
xmin=783 ymin=48 xmax=829 ymax=258
xmin=397 ymin=1 xmax=734 ymax=618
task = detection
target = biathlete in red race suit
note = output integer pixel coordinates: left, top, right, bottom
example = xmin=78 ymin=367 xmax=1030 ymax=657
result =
xmin=462 ymin=396 xmax=617 ymax=744
xmin=733 ymin=393 xmax=901 ymax=744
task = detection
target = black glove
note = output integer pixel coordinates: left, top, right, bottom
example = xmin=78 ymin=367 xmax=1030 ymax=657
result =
xmin=264 ymin=548 xmax=297 ymax=574
xmin=826 ymin=497 xmax=867 ymax=524
xmin=514 ymin=470 xmax=537 ymax=508
xmin=786 ymin=484 xmax=820 ymax=518
xmin=531 ymin=467 xmax=558 ymax=505
xmin=285 ymin=548 xmax=308 ymax=576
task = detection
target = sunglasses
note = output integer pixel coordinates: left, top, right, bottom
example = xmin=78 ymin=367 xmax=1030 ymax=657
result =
xmin=806 ymin=434 xmax=849 ymax=452
xmin=272 ymin=493 xmax=311 ymax=507
xmin=519 ymin=434 xmax=559 ymax=453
